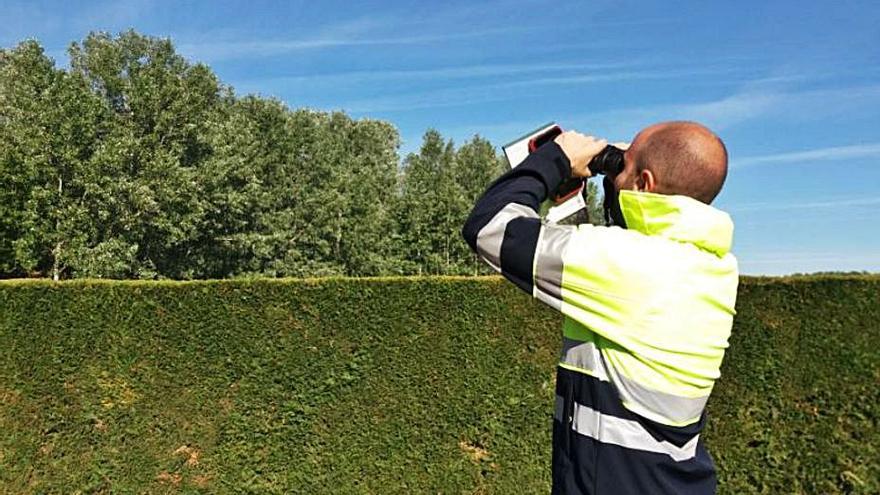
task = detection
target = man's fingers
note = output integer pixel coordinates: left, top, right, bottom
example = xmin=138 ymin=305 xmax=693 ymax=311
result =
xmin=554 ymin=131 xmax=609 ymax=178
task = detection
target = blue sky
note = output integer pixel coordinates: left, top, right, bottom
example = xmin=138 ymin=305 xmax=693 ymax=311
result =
xmin=2 ymin=0 xmax=879 ymax=275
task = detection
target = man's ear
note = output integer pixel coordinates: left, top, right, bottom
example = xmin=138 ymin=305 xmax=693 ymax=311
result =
xmin=637 ymin=169 xmax=656 ymax=192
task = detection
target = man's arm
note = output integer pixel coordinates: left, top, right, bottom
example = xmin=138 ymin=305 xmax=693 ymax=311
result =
xmin=461 ymin=132 xmax=605 ymax=308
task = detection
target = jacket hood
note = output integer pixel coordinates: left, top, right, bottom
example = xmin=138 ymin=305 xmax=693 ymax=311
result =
xmin=618 ymin=190 xmax=734 ymax=257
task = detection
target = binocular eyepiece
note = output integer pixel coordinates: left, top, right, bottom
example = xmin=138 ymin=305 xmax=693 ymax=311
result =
xmin=588 ymin=145 xmax=625 ymax=176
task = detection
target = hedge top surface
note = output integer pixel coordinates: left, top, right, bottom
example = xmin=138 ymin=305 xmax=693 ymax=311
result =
xmin=2 ymin=273 xmax=877 ymax=288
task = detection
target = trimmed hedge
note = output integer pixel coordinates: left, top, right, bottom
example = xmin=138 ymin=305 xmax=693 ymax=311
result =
xmin=0 ymin=276 xmax=878 ymax=494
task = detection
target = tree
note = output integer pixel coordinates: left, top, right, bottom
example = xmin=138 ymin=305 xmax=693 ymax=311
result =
xmin=0 ymin=40 xmax=110 ymax=279
xmin=395 ymin=132 xmax=504 ymax=275
xmin=66 ymin=30 xmax=223 ymax=279
xmin=194 ymin=95 xmax=300 ymax=277
xmin=453 ymin=135 xmax=506 ymax=274
xmin=327 ymin=117 xmax=401 ymax=276
xmin=197 ymin=101 xmax=402 ymax=278
xmin=584 ymin=179 xmax=605 ymax=226
xmin=0 ymin=31 xmax=526 ymax=279
xmin=0 ymin=32 xmax=227 ymax=279
xmin=0 ymin=41 xmax=56 ymax=276
xmin=396 ymin=130 xmax=456 ymax=274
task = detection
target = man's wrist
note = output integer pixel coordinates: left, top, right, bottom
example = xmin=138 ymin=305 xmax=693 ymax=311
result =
xmin=531 ymin=142 xmax=573 ymax=196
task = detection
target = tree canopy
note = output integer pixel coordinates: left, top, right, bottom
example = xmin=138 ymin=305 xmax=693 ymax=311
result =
xmin=0 ymin=31 xmax=604 ymax=280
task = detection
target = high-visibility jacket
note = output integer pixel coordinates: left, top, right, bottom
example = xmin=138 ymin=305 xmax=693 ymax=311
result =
xmin=462 ymin=142 xmax=739 ymax=495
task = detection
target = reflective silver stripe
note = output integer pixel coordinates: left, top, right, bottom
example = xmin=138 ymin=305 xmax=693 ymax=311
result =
xmin=605 ymin=363 xmax=709 ymax=425
xmin=554 ymin=394 xmax=565 ymax=422
xmin=475 ymin=203 xmax=539 ymax=272
xmin=569 ymin=400 xmax=700 ymax=462
xmin=533 ymin=223 xmax=574 ymax=309
xmin=560 ymin=336 xmax=609 ymax=381
xmin=560 ymin=337 xmax=708 ymax=424
xmin=535 ymin=288 xmax=562 ymax=311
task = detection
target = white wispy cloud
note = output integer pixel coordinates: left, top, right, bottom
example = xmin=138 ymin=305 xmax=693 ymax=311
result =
xmin=438 ymin=87 xmax=782 ymax=144
xmin=338 ymin=66 xmax=742 ymax=114
xmin=732 ymin=143 xmax=880 ymax=168
xmin=2 ymin=0 xmax=154 ymax=56
xmin=233 ymin=61 xmax=643 ymax=90
xmin=79 ymin=0 xmax=155 ymax=29
xmin=497 ymin=66 xmax=740 ymax=90
xmin=178 ymin=24 xmax=534 ymax=63
xmin=578 ymin=81 xmax=880 ymax=135
xmin=440 ymin=82 xmax=880 ymax=145
xmin=174 ymin=1 xmax=672 ymax=64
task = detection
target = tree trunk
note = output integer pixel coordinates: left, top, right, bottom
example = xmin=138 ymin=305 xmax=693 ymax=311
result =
xmin=52 ymin=241 xmax=62 ymax=281
xmin=335 ymin=210 xmax=343 ymax=265
xmin=53 ymin=175 xmax=63 ymax=281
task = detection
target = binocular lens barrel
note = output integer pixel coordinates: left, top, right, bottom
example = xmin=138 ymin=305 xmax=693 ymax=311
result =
xmin=588 ymin=145 xmax=625 ymax=176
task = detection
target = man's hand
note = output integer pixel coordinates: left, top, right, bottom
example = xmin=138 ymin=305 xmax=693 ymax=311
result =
xmin=554 ymin=131 xmax=608 ymax=178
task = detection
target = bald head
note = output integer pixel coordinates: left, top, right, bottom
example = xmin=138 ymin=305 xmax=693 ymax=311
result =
xmin=629 ymin=121 xmax=728 ymax=204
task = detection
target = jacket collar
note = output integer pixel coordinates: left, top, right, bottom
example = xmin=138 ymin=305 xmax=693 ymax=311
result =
xmin=618 ymin=190 xmax=733 ymax=257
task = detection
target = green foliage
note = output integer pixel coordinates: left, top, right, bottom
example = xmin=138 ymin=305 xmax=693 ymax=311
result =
xmin=0 ymin=40 xmax=108 ymax=279
xmin=0 ymin=32 xmax=221 ymax=280
xmin=396 ymin=130 xmax=505 ymax=275
xmin=195 ymin=99 xmax=402 ymax=278
xmin=0 ymin=32 xmax=511 ymax=280
xmin=0 ymin=276 xmax=877 ymax=494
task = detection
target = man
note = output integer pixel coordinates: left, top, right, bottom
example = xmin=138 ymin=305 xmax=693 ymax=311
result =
xmin=461 ymin=121 xmax=738 ymax=494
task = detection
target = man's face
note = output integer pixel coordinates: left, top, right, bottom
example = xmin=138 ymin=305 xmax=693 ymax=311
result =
xmin=613 ymin=148 xmax=637 ymax=193
xmin=612 ymin=125 xmax=659 ymax=194
xmin=613 ymin=130 xmax=644 ymax=193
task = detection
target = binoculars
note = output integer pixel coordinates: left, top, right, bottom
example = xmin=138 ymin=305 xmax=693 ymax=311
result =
xmin=552 ymin=145 xmax=624 ymax=203
xmin=588 ymin=145 xmax=625 ymax=176
xmin=529 ymin=126 xmax=625 ymax=203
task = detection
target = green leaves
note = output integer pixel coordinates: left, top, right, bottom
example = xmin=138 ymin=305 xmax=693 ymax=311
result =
xmin=395 ymin=131 xmax=502 ymax=275
xmin=0 ymin=32 xmax=509 ymax=280
xmin=1 ymin=276 xmax=877 ymax=493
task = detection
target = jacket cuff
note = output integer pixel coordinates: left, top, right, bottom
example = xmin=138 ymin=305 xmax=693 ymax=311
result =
xmin=528 ymin=141 xmax=573 ymax=196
